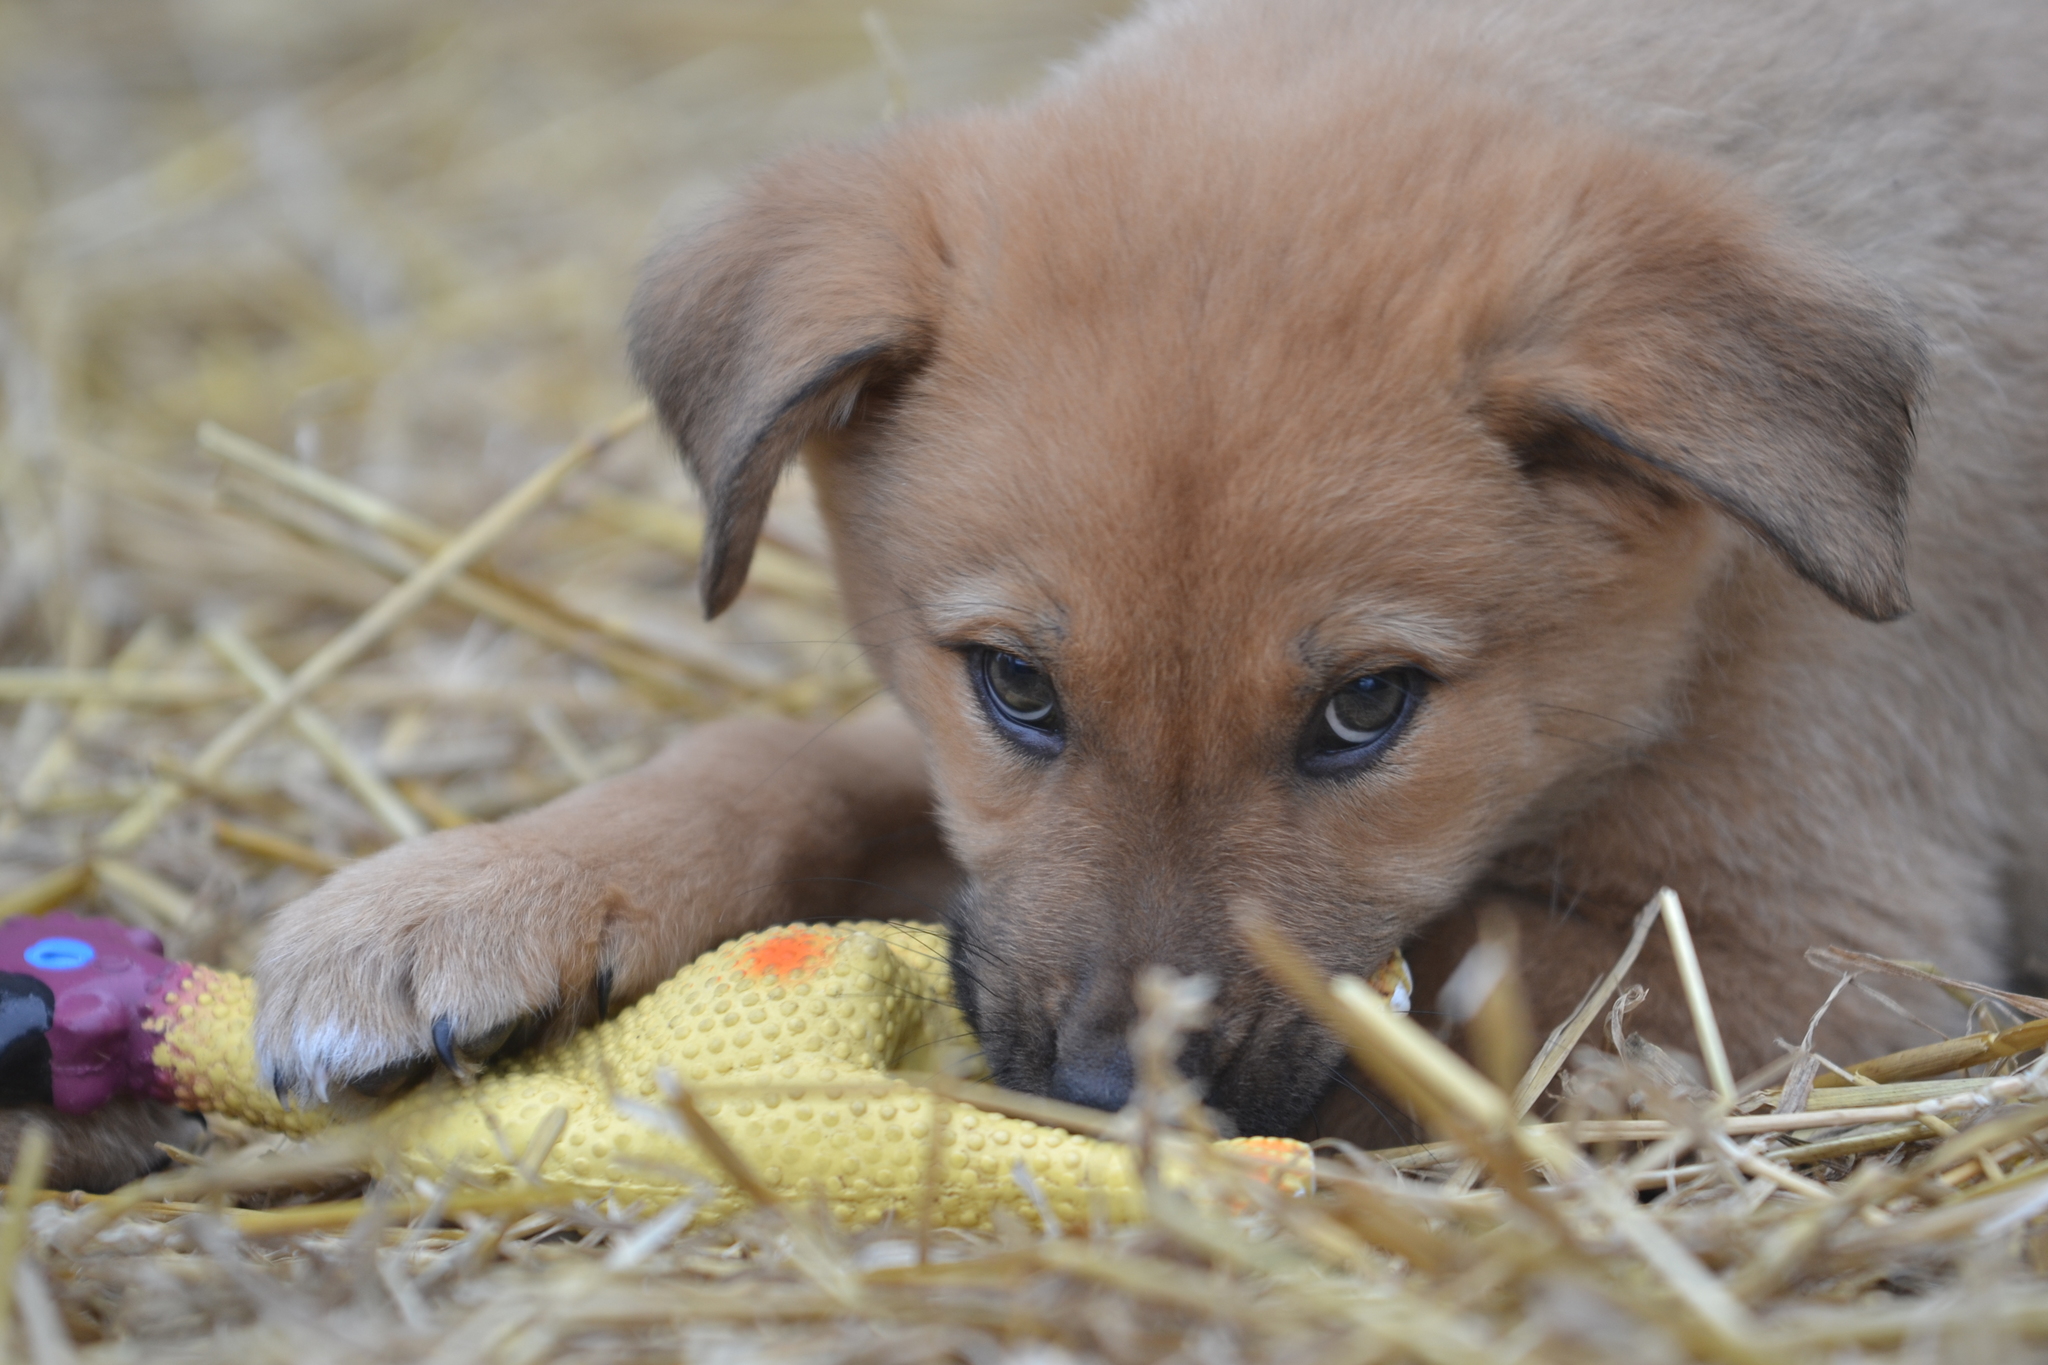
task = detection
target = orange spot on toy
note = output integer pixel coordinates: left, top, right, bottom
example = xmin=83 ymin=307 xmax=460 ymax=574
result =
xmin=1214 ymin=1136 xmax=1316 ymax=1200
xmin=736 ymin=927 xmax=834 ymax=979
xmin=1230 ymin=1136 xmax=1303 ymax=1161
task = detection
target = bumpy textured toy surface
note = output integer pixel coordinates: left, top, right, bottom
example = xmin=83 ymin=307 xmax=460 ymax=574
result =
xmin=0 ymin=914 xmax=1412 ymax=1229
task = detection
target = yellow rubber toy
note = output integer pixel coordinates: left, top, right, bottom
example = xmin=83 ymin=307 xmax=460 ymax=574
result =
xmin=144 ymin=923 xmax=1382 ymax=1230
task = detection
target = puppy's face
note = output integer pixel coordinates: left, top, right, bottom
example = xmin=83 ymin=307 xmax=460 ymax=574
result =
xmin=632 ymin=88 xmax=1922 ymax=1135
xmin=816 ymin=264 xmax=1729 ymax=1134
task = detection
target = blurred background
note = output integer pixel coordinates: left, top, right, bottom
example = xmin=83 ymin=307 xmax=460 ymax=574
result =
xmin=0 ymin=0 xmax=1120 ymax=964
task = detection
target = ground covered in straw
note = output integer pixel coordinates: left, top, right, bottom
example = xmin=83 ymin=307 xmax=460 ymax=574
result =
xmin=2 ymin=1 xmax=2047 ymax=1360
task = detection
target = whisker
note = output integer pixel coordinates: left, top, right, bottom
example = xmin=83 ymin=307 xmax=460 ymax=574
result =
xmin=891 ymin=1032 xmax=985 ymax=1066
xmin=729 ymin=686 xmax=889 ymax=809
xmin=1529 ymin=702 xmax=1667 ymax=741
xmin=774 ymin=874 xmax=954 ymax=925
xmin=1329 ymin=1070 xmax=1411 ymax=1140
xmin=1533 ymin=727 xmax=1637 ymax=758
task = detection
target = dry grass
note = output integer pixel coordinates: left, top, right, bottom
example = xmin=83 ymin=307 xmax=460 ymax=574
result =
xmin=3 ymin=1 xmax=2048 ymax=1360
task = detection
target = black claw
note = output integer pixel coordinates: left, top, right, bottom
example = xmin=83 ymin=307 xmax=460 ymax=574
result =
xmin=432 ymin=1015 xmax=460 ymax=1074
xmin=595 ymin=967 xmax=614 ymax=1020
xmin=268 ymin=1065 xmax=291 ymax=1100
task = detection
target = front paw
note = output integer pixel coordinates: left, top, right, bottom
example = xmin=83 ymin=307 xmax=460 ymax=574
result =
xmin=253 ymin=825 xmax=629 ymax=1102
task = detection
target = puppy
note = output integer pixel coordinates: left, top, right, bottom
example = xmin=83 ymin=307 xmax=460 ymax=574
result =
xmin=249 ymin=0 xmax=2048 ymax=1142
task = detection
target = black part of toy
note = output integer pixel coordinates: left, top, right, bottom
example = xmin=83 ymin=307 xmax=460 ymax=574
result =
xmin=0 ymin=972 xmax=55 ymax=1107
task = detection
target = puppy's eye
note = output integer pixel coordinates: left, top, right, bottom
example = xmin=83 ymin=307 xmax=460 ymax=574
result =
xmin=1303 ymin=670 xmax=1422 ymax=774
xmin=973 ymin=649 xmax=1063 ymax=755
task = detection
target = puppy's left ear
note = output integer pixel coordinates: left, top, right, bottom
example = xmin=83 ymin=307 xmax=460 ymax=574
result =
xmin=1487 ymin=187 xmax=1928 ymax=622
xmin=629 ymin=139 xmax=940 ymax=617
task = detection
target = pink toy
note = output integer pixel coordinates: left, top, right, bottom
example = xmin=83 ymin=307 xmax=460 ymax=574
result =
xmin=0 ymin=913 xmax=180 ymax=1113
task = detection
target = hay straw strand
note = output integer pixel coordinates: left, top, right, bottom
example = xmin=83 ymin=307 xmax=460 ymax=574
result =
xmin=97 ymin=402 xmax=647 ymax=854
xmin=205 ymin=422 xmax=750 ymax=699
xmin=88 ymin=857 xmax=195 ymax=929
xmin=0 ymin=866 xmax=91 ymax=921
xmin=1658 ymin=888 xmax=1737 ymax=1102
xmin=204 ymin=622 xmax=427 ymax=839
xmin=0 ymin=1125 xmax=49 ymax=1362
xmin=210 ymin=818 xmax=342 ymax=874
xmin=1512 ymin=893 xmax=1663 ymax=1117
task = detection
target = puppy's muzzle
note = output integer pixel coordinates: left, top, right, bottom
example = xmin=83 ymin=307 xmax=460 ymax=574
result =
xmin=1048 ymin=1033 xmax=1135 ymax=1111
xmin=1048 ymin=974 xmax=1140 ymax=1111
xmin=1003 ymin=960 xmax=1209 ymax=1116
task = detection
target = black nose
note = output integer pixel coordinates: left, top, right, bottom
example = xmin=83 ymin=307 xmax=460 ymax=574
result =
xmin=1046 ymin=1036 xmax=1134 ymax=1112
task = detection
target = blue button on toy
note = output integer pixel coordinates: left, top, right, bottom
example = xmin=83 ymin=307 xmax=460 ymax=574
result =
xmin=24 ymin=938 xmax=95 ymax=971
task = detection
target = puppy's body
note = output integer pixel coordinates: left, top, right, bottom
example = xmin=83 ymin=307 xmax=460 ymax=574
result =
xmin=247 ymin=0 xmax=2048 ymax=1141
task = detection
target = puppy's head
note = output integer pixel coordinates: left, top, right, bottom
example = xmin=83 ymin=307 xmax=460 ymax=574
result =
xmin=631 ymin=86 xmax=1924 ymax=1135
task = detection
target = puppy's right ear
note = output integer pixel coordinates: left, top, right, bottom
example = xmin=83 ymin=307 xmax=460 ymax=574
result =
xmin=629 ymin=142 xmax=939 ymax=617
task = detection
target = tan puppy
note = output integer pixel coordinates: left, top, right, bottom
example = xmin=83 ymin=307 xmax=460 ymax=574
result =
xmin=252 ymin=0 xmax=2048 ymax=1140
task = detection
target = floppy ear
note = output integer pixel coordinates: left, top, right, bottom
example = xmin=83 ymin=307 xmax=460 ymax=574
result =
xmin=1486 ymin=195 xmax=1928 ymax=622
xmin=629 ymin=141 xmax=939 ymax=617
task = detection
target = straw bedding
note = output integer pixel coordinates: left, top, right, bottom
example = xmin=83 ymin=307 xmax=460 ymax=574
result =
xmin=1 ymin=1 xmax=2046 ymax=1359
